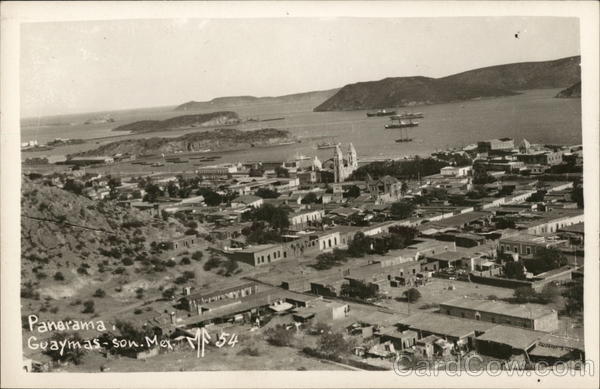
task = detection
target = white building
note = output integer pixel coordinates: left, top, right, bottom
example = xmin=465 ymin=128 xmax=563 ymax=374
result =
xmin=196 ymin=164 xmax=238 ymax=176
xmin=440 ymin=165 xmax=472 ymax=178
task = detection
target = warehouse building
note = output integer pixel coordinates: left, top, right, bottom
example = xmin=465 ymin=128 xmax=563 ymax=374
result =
xmin=439 ymin=297 xmax=559 ymax=332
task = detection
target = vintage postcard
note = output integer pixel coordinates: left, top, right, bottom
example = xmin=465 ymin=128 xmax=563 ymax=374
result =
xmin=1 ymin=1 xmax=598 ymax=388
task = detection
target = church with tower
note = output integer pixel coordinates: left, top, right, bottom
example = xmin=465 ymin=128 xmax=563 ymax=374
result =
xmin=333 ymin=143 xmax=358 ymax=183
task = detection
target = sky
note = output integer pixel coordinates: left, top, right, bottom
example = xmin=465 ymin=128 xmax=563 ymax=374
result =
xmin=20 ymin=17 xmax=580 ymax=117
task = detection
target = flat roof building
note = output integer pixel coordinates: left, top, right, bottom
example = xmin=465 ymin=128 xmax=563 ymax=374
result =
xmin=499 ymin=234 xmax=568 ymax=258
xmin=226 ymin=244 xmax=289 ymax=267
xmin=439 ymin=297 xmax=559 ymax=332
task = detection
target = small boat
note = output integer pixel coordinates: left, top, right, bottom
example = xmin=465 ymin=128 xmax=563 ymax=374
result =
xmin=385 ymin=119 xmax=419 ymax=129
xmin=366 ymin=109 xmax=397 ymax=117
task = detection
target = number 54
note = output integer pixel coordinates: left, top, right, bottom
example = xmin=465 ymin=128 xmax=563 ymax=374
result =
xmin=215 ymin=332 xmax=239 ymax=348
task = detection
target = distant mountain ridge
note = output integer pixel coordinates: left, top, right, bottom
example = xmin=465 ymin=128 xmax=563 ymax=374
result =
xmin=314 ymin=56 xmax=581 ymax=112
xmin=112 ymin=111 xmax=240 ymax=133
xmin=175 ymin=89 xmax=340 ymax=112
xmin=555 ymin=81 xmax=581 ymax=98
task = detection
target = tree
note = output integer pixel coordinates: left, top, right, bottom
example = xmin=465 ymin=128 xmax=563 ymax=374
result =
xmin=162 ymin=287 xmax=177 ymax=300
xmin=428 ymin=187 xmax=448 ymax=200
xmin=192 ymin=251 xmax=204 ymax=261
xmin=166 ymin=181 xmax=179 ymax=198
xmin=388 ymin=226 xmax=418 ymax=248
xmin=318 ymin=331 xmax=352 ymax=358
xmin=223 ymin=258 xmax=239 ymax=276
xmin=473 ymin=164 xmax=497 ymax=185
xmin=63 ymin=179 xmax=84 ymax=195
xmin=93 ymin=289 xmax=106 ymax=298
xmin=249 ymin=167 xmax=265 ymax=177
xmin=197 ymin=188 xmax=223 ymax=206
xmin=571 ymin=184 xmax=584 ymax=208
xmin=275 ymin=166 xmax=289 ymax=178
xmin=371 ymin=237 xmax=389 ymax=255
xmin=82 ymin=300 xmax=95 ymax=314
xmin=526 ymin=190 xmax=546 ymax=202
xmin=178 ymin=186 xmax=193 ymax=198
xmin=255 ymin=188 xmax=280 ymax=199
xmin=43 ymin=333 xmax=86 ymax=365
xmin=180 ymin=256 xmax=191 ymax=265
xmin=108 ymin=176 xmax=122 ymax=189
xmin=347 ymin=232 xmax=371 ymax=257
xmin=265 ymin=324 xmax=294 ymax=347
xmin=203 ymin=256 xmax=222 ymax=271
xmin=523 ymin=247 xmax=568 ymax=275
xmin=107 ymin=176 xmax=122 ymax=199
xmin=403 ymin=288 xmax=421 ymax=303
xmin=504 ymin=261 xmax=526 ymax=280
xmin=400 ymin=182 xmax=409 ymax=196
xmin=345 ymin=185 xmax=361 ymax=198
xmin=301 ymin=192 xmax=319 ymax=204
xmin=53 ymin=272 xmax=65 ymax=281
xmin=144 ymin=183 xmax=163 ymax=202
xmin=244 ymin=204 xmax=290 ymax=231
xmin=390 ymin=200 xmax=415 ymax=220
xmin=513 ymin=287 xmax=538 ymax=303
xmin=243 ymin=221 xmax=283 ymax=244
xmin=312 ymin=249 xmax=348 ymax=270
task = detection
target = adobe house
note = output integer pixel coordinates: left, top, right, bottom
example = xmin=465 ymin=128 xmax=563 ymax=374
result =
xmin=165 ymin=235 xmax=201 ymax=251
xmin=180 ymin=281 xmax=258 ymax=314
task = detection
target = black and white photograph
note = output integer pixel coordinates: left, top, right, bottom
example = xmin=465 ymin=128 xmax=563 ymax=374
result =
xmin=1 ymin=2 xmax=598 ymax=388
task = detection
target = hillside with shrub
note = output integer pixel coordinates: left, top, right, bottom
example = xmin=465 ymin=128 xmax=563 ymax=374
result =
xmin=20 ymin=178 xmax=193 ymax=310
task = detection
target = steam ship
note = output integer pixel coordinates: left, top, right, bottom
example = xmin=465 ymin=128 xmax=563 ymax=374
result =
xmin=385 ymin=119 xmax=419 ymax=129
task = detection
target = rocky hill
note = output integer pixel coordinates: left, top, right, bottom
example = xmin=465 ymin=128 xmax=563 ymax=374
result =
xmin=112 ymin=111 xmax=240 ymax=133
xmin=441 ymin=56 xmax=580 ymax=90
xmin=314 ymin=56 xmax=581 ymax=111
xmin=20 ymin=179 xmax=186 ymax=300
xmin=313 ymin=76 xmax=517 ymax=111
xmin=555 ymin=81 xmax=581 ymax=98
xmin=175 ymin=89 xmax=340 ymax=112
xmin=71 ymin=128 xmax=294 ymax=157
